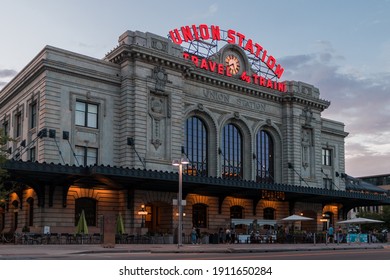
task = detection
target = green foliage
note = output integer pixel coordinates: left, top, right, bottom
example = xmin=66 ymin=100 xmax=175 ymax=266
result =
xmin=0 ymin=129 xmax=12 ymax=203
xmin=358 ymin=206 xmax=390 ymax=232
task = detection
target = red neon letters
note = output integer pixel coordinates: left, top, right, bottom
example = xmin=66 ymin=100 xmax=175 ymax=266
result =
xmin=169 ymin=24 xmax=284 ymax=79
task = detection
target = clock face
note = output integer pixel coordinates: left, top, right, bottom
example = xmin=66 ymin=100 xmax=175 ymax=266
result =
xmin=225 ymin=54 xmax=240 ymax=75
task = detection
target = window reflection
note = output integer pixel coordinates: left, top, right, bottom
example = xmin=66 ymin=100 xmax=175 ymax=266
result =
xmin=184 ymin=117 xmax=208 ymax=176
xmin=221 ymin=124 xmax=242 ymax=178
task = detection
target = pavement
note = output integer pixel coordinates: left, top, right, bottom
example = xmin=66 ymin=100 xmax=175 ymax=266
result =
xmin=1 ymin=242 xmax=389 ymax=258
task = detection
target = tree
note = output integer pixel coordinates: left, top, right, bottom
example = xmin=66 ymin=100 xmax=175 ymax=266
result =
xmin=0 ymin=129 xmax=12 ymax=203
xmin=358 ymin=206 xmax=390 ymax=232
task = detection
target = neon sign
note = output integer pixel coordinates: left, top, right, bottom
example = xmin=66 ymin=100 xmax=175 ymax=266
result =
xmin=169 ymin=24 xmax=285 ymax=79
xmin=182 ymin=51 xmax=286 ymax=92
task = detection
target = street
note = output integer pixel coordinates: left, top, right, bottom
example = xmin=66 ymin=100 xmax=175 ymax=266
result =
xmin=9 ymin=247 xmax=389 ymax=260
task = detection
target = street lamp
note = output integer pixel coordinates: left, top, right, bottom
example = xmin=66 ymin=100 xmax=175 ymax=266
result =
xmin=137 ymin=204 xmax=148 ymax=227
xmin=172 ymin=156 xmax=189 ymax=247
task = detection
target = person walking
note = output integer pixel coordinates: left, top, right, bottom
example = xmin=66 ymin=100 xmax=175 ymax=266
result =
xmin=191 ymin=227 xmax=197 ymax=244
xmin=327 ymin=225 xmax=334 ymax=243
xmin=225 ymin=228 xmax=231 ymax=244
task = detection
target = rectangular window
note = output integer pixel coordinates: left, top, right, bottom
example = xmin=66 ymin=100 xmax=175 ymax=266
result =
xmin=2 ymin=121 xmax=8 ymax=137
xmin=29 ymin=147 xmax=36 ymax=162
xmin=323 ymin=178 xmax=333 ymax=190
xmin=75 ymin=146 xmax=98 ymax=166
xmin=15 ymin=112 xmax=22 ymax=138
xmin=75 ymin=101 xmax=98 ymax=128
xmin=30 ymin=102 xmax=37 ymax=129
xmin=322 ymin=148 xmax=332 ymax=166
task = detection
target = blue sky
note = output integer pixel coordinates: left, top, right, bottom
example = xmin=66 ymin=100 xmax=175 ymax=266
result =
xmin=1 ymin=0 xmax=389 ymax=177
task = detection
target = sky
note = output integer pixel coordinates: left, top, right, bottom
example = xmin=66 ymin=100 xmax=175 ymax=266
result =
xmin=0 ymin=0 xmax=389 ymax=177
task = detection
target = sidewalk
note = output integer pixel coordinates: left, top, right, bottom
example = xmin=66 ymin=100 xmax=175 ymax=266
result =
xmin=1 ymin=242 xmax=389 ymax=258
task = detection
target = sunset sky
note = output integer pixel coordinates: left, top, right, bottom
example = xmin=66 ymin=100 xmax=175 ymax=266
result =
xmin=1 ymin=0 xmax=389 ymax=177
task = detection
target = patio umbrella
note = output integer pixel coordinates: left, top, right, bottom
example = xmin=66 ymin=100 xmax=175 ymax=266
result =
xmin=337 ymin=217 xmax=384 ymax=225
xmin=337 ymin=217 xmax=384 ymax=243
xmin=116 ymin=212 xmax=125 ymax=235
xmin=337 ymin=217 xmax=384 ymax=232
xmin=281 ymin=214 xmax=313 ymax=221
xmin=76 ymin=209 xmax=89 ymax=235
xmin=281 ymin=214 xmax=313 ymax=236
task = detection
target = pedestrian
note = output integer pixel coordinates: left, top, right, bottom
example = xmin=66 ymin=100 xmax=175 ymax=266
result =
xmin=230 ymin=228 xmax=236 ymax=244
xmin=218 ymin=227 xmax=224 ymax=243
xmin=225 ymin=228 xmax=231 ymax=244
xmin=196 ymin=227 xmax=201 ymax=244
xmin=336 ymin=226 xmax=342 ymax=242
xmin=327 ymin=224 xmax=334 ymax=243
xmin=191 ymin=227 xmax=197 ymax=244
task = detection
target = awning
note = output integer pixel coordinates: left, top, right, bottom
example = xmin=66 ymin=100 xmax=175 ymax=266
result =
xmin=231 ymin=219 xmax=277 ymax=226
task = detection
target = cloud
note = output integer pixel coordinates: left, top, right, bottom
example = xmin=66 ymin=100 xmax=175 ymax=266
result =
xmin=280 ymin=43 xmax=390 ymax=176
xmin=188 ymin=3 xmax=218 ymax=20
xmin=0 ymin=69 xmax=17 ymax=78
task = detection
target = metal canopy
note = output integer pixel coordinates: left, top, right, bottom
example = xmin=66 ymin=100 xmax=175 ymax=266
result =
xmin=3 ymin=161 xmax=390 ymax=207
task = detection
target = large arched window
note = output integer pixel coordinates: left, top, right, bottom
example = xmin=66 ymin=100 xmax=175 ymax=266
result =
xmin=256 ymin=130 xmax=274 ymax=183
xmin=263 ymin=207 xmax=275 ymax=220
xmin=230 ymin=206 xmax=243 ymax=219
xmin=221 ymin=124 xmax=242 ymax=178
xmin=184 ymin=116 xmax=208 ymax=176
xmin=75 ymin=198 xmax=97 ymax=226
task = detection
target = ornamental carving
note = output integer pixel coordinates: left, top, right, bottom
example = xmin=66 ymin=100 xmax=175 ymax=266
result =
xmin=152 ymin=66 xmax=168 ymax=92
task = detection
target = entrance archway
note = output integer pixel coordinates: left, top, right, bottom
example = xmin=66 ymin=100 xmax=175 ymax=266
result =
xmin=144 ymin=201 xmax=173 ymax=234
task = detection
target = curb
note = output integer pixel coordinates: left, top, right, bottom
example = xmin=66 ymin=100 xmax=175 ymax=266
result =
xmin=69 ymin=244 xmax=386 ymax=255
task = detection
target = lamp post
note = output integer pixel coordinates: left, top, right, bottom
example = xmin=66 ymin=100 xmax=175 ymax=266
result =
xmin=172 ymin=157 xmax=189 ymax=247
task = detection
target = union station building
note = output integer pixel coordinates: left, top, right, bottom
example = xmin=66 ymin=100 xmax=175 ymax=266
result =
xmin=1 ymin=25 xmax=389 ymax=240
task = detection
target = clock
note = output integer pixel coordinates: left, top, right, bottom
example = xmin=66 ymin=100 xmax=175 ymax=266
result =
xmin=225 ymin=54 xmax=241 ymax=75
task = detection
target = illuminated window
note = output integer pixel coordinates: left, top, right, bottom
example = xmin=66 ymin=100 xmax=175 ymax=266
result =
xmin=75 ymin=101 xmax=98 ymax=128
xmin=75 ymin=146 xmax=98 ymax=166
xmin=192 ymin=203 xmax=207 ymax=228
xmin=184 ymin=116 xmax=208 ymax=176
xmin=75 ymin=198 xmax=96 ymax=226
xmin=221 ymin=124 xmax=242 ymax=178
xmin=322 ymin=148 xmax=332 ymax=166
xmin=256 ymin=130 xmax=274 ymax=183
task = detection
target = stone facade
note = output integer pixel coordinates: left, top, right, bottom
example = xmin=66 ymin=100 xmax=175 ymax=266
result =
xmin=0 ymin=29 xmax=354 ymax=239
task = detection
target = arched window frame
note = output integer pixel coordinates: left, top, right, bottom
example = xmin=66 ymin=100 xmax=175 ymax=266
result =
xmin=75 ymin=198 xmax=97 ymax=226
xmin=192 ymin=203 xmax=208 ymax=228
xmin=230 ymin=205 xmax=244 ymax=219
xmin=263 ymin=207 xmax=275 ymax=220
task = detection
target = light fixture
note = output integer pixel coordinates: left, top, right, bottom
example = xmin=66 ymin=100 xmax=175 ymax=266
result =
xmin=137 ymin=204 xmax=148 ymax=227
